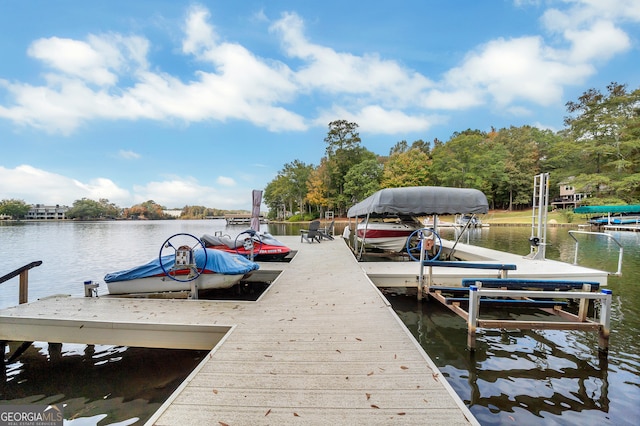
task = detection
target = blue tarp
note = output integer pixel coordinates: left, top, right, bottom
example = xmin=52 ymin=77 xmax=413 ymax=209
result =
xmin=104 ymin=248 xmax=259 ymax=283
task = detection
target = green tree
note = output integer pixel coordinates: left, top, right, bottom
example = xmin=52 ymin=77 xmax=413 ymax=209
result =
xmin=283 ymin=160 xmax=313 ymax=215
xmin=494 ymin=126 xmax=544 ymax=209
xmin=389 ymin=139 xmax=430 ymax=156
xmin=0 ymin=199 xmax=30 ymax=219
xmin=306 ymin=160 xmax=331 ymax=214
xmin=430 ymin=129 xmax=507 ymax=208
xmin=67 ymin=198 xmax=104 ymax=219
xmin=323 ymin=120 xmax=375 ymax=213
xmin=389 ymin=140 xmax=409 ymax=155
xmin=343 ymin=158 xmax=383 ymax=203
xmin=126 ymin=200 xmax=166 ymax=219
xmin=264 ymin=161 xmax=313 ymax=219
xmin=380 ymin=149 xmax=431 ymax=188
xmin=564 ymin=82 xmax=640 ymax=197
xmin=98 ymin=198 xmax=121 ymax=218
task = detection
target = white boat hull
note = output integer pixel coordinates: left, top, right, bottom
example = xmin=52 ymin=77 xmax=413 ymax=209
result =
xmin=356 ymin=221 xmax=420 ymax=252
xmin=106 ymin=272 xmax=244 ymax=295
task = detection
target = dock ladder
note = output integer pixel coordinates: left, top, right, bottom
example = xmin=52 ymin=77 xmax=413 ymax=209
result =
xmin=525 ymin=172 xmax=549 ymax=260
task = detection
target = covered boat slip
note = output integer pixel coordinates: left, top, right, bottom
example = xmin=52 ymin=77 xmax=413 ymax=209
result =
xmin=0 ymin=237 xmax=477 ymax=425
xmin=347 ymin=186 xmax=489 ymax=255
xmin=348 ymin=185 xmax=608 ymax=286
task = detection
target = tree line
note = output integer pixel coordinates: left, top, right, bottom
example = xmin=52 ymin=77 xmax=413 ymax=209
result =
xmin=0 ymin=198 xmax=250 ymax=220
xmin=264 ymin=82 xmax=640 ymax=219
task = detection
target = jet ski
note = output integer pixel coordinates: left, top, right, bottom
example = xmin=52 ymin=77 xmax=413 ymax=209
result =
xmin=201 ymin=230 xmax=291 ymax=261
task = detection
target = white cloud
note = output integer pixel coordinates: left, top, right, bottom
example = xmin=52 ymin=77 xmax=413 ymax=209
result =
xmin=565 ymin=20 xmax=631 ymax=63
xmin=444 ymin=36 xmax=594 ymax=107
xmin=216 ymin=176 xmax=236 ymax=186
xmin=542 ymin=0 xmax=640 ymax=32
xmin=0 ymin=165 xmax=253 ymax=209
xmin=26 ymin=34 xmax=149 ymax=86
xmin=270 ymin=12 xmax=433 ymax=105
xmin=118 ymin=149 xmax=141 ymax=160
xmin=420 ymin=89 xmax=484 ymax=110
xmin=0 ymin=2 xmax=637 ymax=136
xmin=0 ymin=165 xmax=130 ymax=205
xmin=315 ymin=105 xmax=437 ymax=134
xmin=181 ymin=5 xmax=218 ymax=56
xmin=132 ymin=177 xmax=248 ymax=209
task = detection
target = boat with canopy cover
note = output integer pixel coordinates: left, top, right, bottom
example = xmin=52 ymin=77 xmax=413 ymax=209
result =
xmin=347 ymin=186 xmax=489 ymax=252
xmin=347 ymin=186 xmax=489 ymax=217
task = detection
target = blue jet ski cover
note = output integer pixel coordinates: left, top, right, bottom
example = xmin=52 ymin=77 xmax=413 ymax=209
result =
xmin=104 ymin=248 xmax=259 ymax=283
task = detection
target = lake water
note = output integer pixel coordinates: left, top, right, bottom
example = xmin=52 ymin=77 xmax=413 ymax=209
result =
xmin=386 ymin=226 xmax=640 ymax=426
xmin=1 ymin=220 xmax=639 ymax=425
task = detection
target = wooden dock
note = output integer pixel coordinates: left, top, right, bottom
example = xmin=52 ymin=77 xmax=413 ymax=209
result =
xmin=360 ymin=239 xmax=610 ymax=288
xmin=0 ymin=237 xmax=477 ymax=425
xmin=224 ymin=213 xmax=267 ymax=225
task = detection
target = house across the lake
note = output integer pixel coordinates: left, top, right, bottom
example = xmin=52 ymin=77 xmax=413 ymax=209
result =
xmin=552 ymin=179 xmax=587 ymax=209
xmin=26 ymin=204 xmax=69 ymax=220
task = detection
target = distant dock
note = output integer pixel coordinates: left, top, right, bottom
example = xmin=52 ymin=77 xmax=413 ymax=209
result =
xmin=224 ymin=213 xmax=268 ymax=225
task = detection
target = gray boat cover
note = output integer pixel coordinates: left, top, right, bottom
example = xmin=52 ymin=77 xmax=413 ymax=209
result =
xmin=347 ymin=186 xmax=489 ymax=217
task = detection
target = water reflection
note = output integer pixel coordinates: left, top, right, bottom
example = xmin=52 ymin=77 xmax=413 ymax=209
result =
xmin=391 ymin=295 xmax=613 ymax=425
xmin=387 ymin=225 xmax=640 ymax=425
xmin=1 ymin=341 xmax=207 ymax=425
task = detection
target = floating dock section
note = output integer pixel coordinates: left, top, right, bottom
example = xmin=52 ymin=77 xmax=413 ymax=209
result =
xmin=0 ymin=237 xmax=477 ymax=425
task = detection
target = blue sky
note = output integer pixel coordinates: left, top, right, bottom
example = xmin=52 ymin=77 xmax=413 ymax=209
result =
xmin=1 ymin=1 xmax=639 ymax=210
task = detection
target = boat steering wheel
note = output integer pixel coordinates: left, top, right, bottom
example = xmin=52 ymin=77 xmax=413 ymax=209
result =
xmin=406 ymin=228 xmax=442 ymax=262
xmin=159 ymin=233 xmax=207 ymax=282
xmin=234 ymin=229 xmax=263 ymax=260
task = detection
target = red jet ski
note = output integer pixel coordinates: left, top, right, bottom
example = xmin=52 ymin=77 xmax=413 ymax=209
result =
xmin=201 ymin=230 xmax=291 ymax=261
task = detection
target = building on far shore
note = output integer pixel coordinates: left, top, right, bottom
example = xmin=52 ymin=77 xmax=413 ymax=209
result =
xmin=26 ymin=204 xmax=69 ymax=220
xmin=163 ymin=209 xmax=183 ymax=218
xmin=551 ymin=179 xmax=588 ymax=210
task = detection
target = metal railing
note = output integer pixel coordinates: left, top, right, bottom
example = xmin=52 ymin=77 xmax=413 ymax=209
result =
xmin=0 ymin=261 xmax=43 ymax=304
xmin=568 ymin=230 xmax=623 ymax=276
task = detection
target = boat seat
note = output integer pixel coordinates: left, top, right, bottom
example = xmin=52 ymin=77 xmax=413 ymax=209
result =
xmin=201 ymin=233 xmax=242 ymax=249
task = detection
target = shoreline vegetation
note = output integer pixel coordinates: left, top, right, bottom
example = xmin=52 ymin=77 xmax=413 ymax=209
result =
xmin=286 ymin=209 xmax=588 ymax=226
xmin=0 ymin=209 xmax=595 ymax=226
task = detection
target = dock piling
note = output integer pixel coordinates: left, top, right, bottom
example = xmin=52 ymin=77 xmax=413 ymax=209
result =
xmin=599 ymin=289 xmax=613 ymax=353
xmin=467 ymin=286 xmax=479 ymax=350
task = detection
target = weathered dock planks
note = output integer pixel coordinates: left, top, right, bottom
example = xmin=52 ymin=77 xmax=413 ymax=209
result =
xmin=150 ymin=237 xmax=476 ymax=425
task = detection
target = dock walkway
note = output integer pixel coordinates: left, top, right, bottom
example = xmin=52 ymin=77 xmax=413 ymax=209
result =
xmin=0 ymin=237 xmax=476 ymax=425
